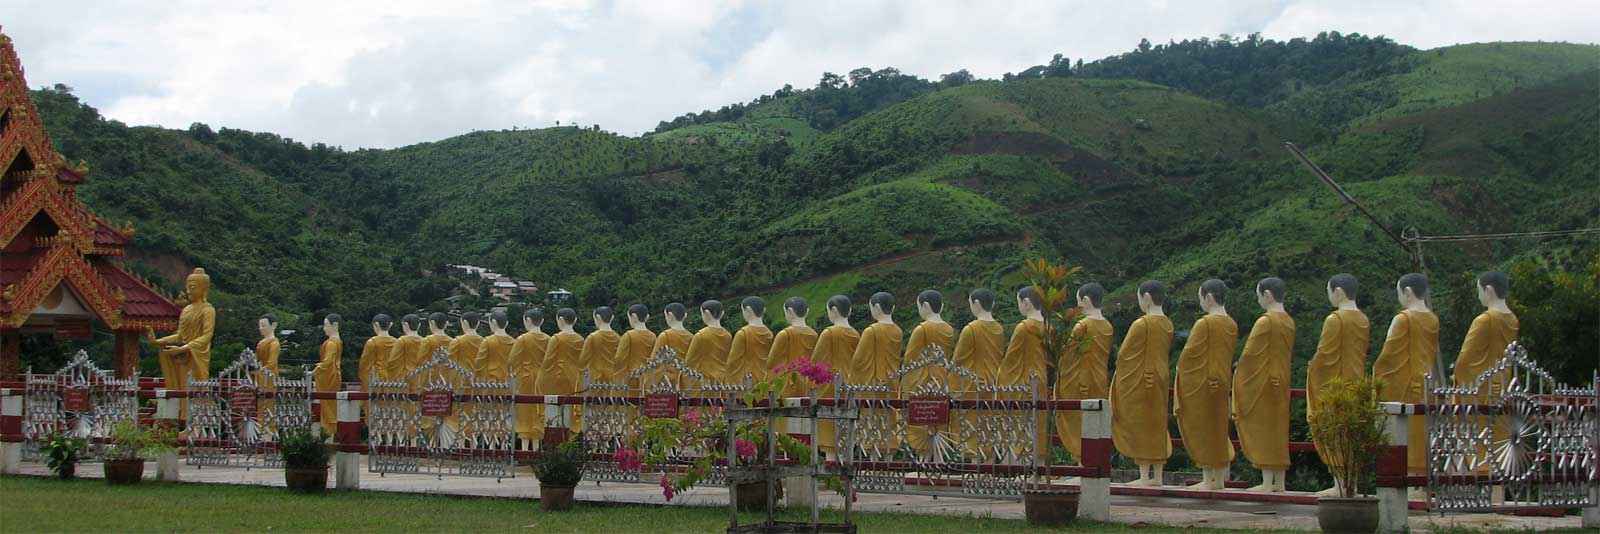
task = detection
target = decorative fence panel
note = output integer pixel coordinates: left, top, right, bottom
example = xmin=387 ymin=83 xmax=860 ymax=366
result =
xmin=1426 ymin=341 xmax=1598 ymax=512
xmin=186 ymin=349 xmax=313 ymax=468
xmin=366 ymin=349 xmax=516 ymax=479
xmin=21 ymin=350 xmax=139 ymax=461
xmin=583 ymin=347 xmax=745 ymax=486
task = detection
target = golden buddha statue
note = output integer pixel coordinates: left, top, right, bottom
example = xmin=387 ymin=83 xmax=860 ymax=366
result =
xmin=767 ymin=297 xmax=819 ymax=397
xmin=1233 ymin=278 xmax=1294 ymax=492
xmin=684 ymin=301 xmax=732 ymax=384
xmin=902 ymin=290 xmax=954 ymax=458
xmin=1373 ymin=273 xmax=1439 ymax=485
xmin=1055 ymin=283 xmax=1113 ymax=463
xmin=812 ymin=295 xmax=860 ymax=455
xmin=579 ymin=307 xmax=621 ymax=385
xmin=358 ymin=315 xmax=397 ymax=384
xmin=1112 ymin=281 xmax=1174 ymax=486
xmin=643 ymin=303 xmax=693 ymax=390
xmin=448 ymin=313 xmax=485 ymax=372
xmin=420 ymin=313 xmax=452 ymax=365
xmin=1175 ymin=279 xmax=1238 ymax=490
xmin=953 ymin=289 xmax=1004 ymax=458
xmin=725 ymin=297 xmax=775 ymax=385
xmin=475 ymin=311 xmax=515 ymax=382
xmin=510 ymin=309 xmax=550 ymax=447
xmin=148 ymin=268 xmax=216 ymax=419
xmin=612 ymin=304 xmax=657 ymax=392
xmin=1308 ymin=274 xmax=1370 ymax=497
xmin=313 ymin=315 xmax=343 ymax=436
xmin=538 ymin=308 xmax=585 ymax=432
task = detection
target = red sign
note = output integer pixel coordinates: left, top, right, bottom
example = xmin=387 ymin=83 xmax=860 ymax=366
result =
xmin=906 ymin=396 xmax=950 ymax=426
xmin=421 ymin=389 xmax=454 ymax=417
xmin=230 ymin=386 xmax=258 ymax=415
xmin=62 ymin=386 xmax=91 ymax=412
xmin=643 ymin=393 xmax=680 ymax=419
xmin=54 ymin=319 xmax=92 ymax=340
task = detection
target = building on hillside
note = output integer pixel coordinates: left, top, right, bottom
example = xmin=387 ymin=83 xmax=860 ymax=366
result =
xmin=490 ymin=280 xmax=518 ymax=301
xmin=0 ymin=29 xmax=181 ymax=378
xmin=516 ymin=281 xmax=538 ymax=296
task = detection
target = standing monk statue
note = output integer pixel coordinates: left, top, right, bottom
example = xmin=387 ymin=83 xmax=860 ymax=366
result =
xmin=1233 ymin=278 xmax=1293 ymax=492
xmin=148 ymin=268 xmax=216 ymax=420
xmin=1308 ymin=274 xmax=1369 ymax=497
xmin=313 ymin=314 xmax=343 ymax=436
xmin=1373 ymin=273 xmax=1439 ymax=501
xmin=1055 ymin=283 xmax=1113 ymax=466
xmin=1174 ymin=278 xmax=1238 ymax=490
xmin=1112 ymin=280 xmax=1174 ymax=486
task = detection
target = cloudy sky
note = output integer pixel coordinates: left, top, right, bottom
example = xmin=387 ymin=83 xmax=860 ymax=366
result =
xmin=4 ymin=0 xmax=1597 ymax=148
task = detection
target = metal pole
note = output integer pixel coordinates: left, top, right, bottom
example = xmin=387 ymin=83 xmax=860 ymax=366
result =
xmin=1284 ymin=141 xmax=1421 ymax=271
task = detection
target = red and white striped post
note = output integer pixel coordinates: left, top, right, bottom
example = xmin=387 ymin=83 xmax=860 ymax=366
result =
xmin=0 ymin=386 xmax=21 ymax=474
xmin=333 ymin=391 xmax=365 ymax=489
xmin=1078 ymin=398 xmax=1112 ymax=521
xmin=541 ymin=395 xmax=571 ymax=448
xmin=154 ymin=389 xmax=182 ymax=481
xmin=1376 ymin=402 xmax=1414 ymax=533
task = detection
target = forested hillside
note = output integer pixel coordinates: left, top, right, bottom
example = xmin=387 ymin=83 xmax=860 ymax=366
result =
xmin=23 ymin=35 xmax=1598 ymax=392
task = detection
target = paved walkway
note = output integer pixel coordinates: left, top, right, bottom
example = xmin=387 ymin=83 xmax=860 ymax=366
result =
xmin=7 ymin=460 xmax=1587 ymax=532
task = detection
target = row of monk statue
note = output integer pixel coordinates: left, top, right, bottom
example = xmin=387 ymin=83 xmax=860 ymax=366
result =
xmin=145 ymin=267 xmax=1519 ymax=495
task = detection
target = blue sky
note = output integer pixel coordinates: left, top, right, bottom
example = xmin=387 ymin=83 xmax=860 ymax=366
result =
xmin=3 ymin=0 xmax=1596 ymax=149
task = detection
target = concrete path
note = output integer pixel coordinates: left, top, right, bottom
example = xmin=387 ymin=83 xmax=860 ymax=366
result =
xmin=7 ymin=460 xmax=1586 ymax=532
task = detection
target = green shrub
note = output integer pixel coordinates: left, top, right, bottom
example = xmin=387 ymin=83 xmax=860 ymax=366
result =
xmin=1308 ymin=377 xmax=1386 ymax=497
xmin=106 ymin=421 xmax=177 ymax=461
xmin=277 ymin=426 xmax=331 ymax=469
xmin=43 ymin=432 xmax=87 ymax=479
xmin=534 ymin=437 xmax=587 ymax=487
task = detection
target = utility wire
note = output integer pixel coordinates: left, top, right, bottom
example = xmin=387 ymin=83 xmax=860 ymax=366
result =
xmin=1406 ymin=227 xmax=1600 ymax=243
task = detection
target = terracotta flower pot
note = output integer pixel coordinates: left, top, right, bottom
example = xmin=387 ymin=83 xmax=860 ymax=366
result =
xmin=284 ymin=466 xmax=329 ymax=493
xmin=104 ymin=458 xmax=145 ymax=485
xmin=540 ymin=484 xmax=576 ymax=511
xmin=1316 ymin=496 xmax=1379 ymax=533
xmin=1023 ymin=488 xmax=1080 ymax=526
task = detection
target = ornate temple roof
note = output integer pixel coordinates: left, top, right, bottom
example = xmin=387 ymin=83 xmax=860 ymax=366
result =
xmin=0 ymin=28 xmax=179 ymax=332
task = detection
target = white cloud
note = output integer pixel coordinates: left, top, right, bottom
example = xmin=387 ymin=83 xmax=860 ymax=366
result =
xmin=3 ymin=0 xmax=1596 ymax=148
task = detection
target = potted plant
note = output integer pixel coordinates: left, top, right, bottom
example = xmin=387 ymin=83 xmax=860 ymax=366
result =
xmin=103 ymin=421 xmax=177 ymax=485
xmin=1309 ymin=376 xmax=1387 ymax=533
xmin=278 ymin=425 xmax=331 ymax=493
xmin=1020 ymin=257 xmax=1087 ymax=526
xmin=42 ymin=432 xmax=87 ymax=480
xmin=533 ymin=436 xmax=587 ymax=511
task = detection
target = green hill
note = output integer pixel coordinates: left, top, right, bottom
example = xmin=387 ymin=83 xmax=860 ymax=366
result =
xmin=22 ymin=35 xmax=1598 ymax=394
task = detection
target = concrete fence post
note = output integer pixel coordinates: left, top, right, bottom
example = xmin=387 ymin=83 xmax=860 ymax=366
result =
xmin=154 ymin=390 xmax=181 ymax=481
xmin=333 ymin=391 xmax=363 ymax=490
xmin=1376 ymin=402 xmax=1412 ymax=533
xmin=1078 ymin=399 xmax=1112 ymax=522
xmin=781 ymin=396 xmax=814 ymax=508
xmin=0 ymin=387 xmax=22 ymax=474
xmin=542 ymin=395 xmax=570 ymax=448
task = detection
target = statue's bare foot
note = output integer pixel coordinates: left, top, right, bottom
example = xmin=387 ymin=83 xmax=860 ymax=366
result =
xmin=1247 ymin=482 xmax=1274 ymax=492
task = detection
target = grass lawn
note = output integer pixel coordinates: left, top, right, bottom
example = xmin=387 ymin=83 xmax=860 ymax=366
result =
xmin=0 ymin=475 xmax=1201 ymax=533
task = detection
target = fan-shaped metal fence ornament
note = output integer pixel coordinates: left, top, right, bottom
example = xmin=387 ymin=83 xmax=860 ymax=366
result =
xmin=21 ymin=350 xmax=139 ymax=461
xmin=365 ymin=348 xmax=515 ymax=479
xmin=1426 ymin=341 xmax=1597 ymax=512
xmin=186 ymin=348 xmax=313 ymax=468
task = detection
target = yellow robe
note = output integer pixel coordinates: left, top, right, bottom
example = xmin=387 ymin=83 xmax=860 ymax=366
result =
xmin=579 ymin=330 xmax=621 ymax=385
xmin=1175 ymin=313 xmax=1238 ymax=469
xmin=1452 ymin=310 xmax=1518 ymax=397
xmin=952 ymin=319 xmax=1004 ymax=457
xmin=902 ymin=321 xmax=954 ymax=456
xmin=1233 ymin=311 xmax=1294 ymax=470
xmin=1373 ymin=309 xmax=1439 ymax=473
xmin=420 ymin=333 xmax=449 ymax=363
xmin=642 ymin=328 xmax=692 ymax=390
xmin=254 ymin=337 xmax=281 ymax=419
xmin=448 ymin=333 xmax=483 ymax=373
xmin=684 ymin=326 xmax=731 ymax=385
xmin=155 ymin=301 xmax=216 ymax=405
xmin=359 ymin=334 xmax=397 ymax=384
xmin=510 ymin=330 xmax=549 ymax=441
xmin=851 ymin=322 xmax=904 ymax=454
xmin=768 ymin=325 xmax=819 ymax=396
xmin=314 ymin=338 xmax=342 ymax=435
xmin=386 ymin=334 xmax=424 ymax=382
xmin=538 ymin=331 xmax=585 ymax=432
xmin=725 ymin=325 xmax=774 ymax=384
xmin=999 ymin=319 xmax=1046 ymax=391
xmin=475 ymin=333 xmax=515 ymax=382
xmin=612 ymin=329 xmax=657 ymax=391
xmin=1055 ymin=317 xmax=1112 ymax=460
xmin=812 ymin=324 xmax=860 ymax=453
xmin=1111 ymin=315 xmax=1174 ymax=464
xmin=1307 ymin=308 xmax=1370 ymax=469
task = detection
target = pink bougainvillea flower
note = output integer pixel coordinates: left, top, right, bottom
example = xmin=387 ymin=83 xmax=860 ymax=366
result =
xmin=682 ymin=408 xmax=702 ymax=427
xmin=735 ymin=438 xmax=757 ymax=460
xmin=613 ymin=448 xmax=643 ymax=472
xmin=659 ymin=474 xmax=677 ymax=501
xmin=774 ymin=356 xmax=836 ymax=387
